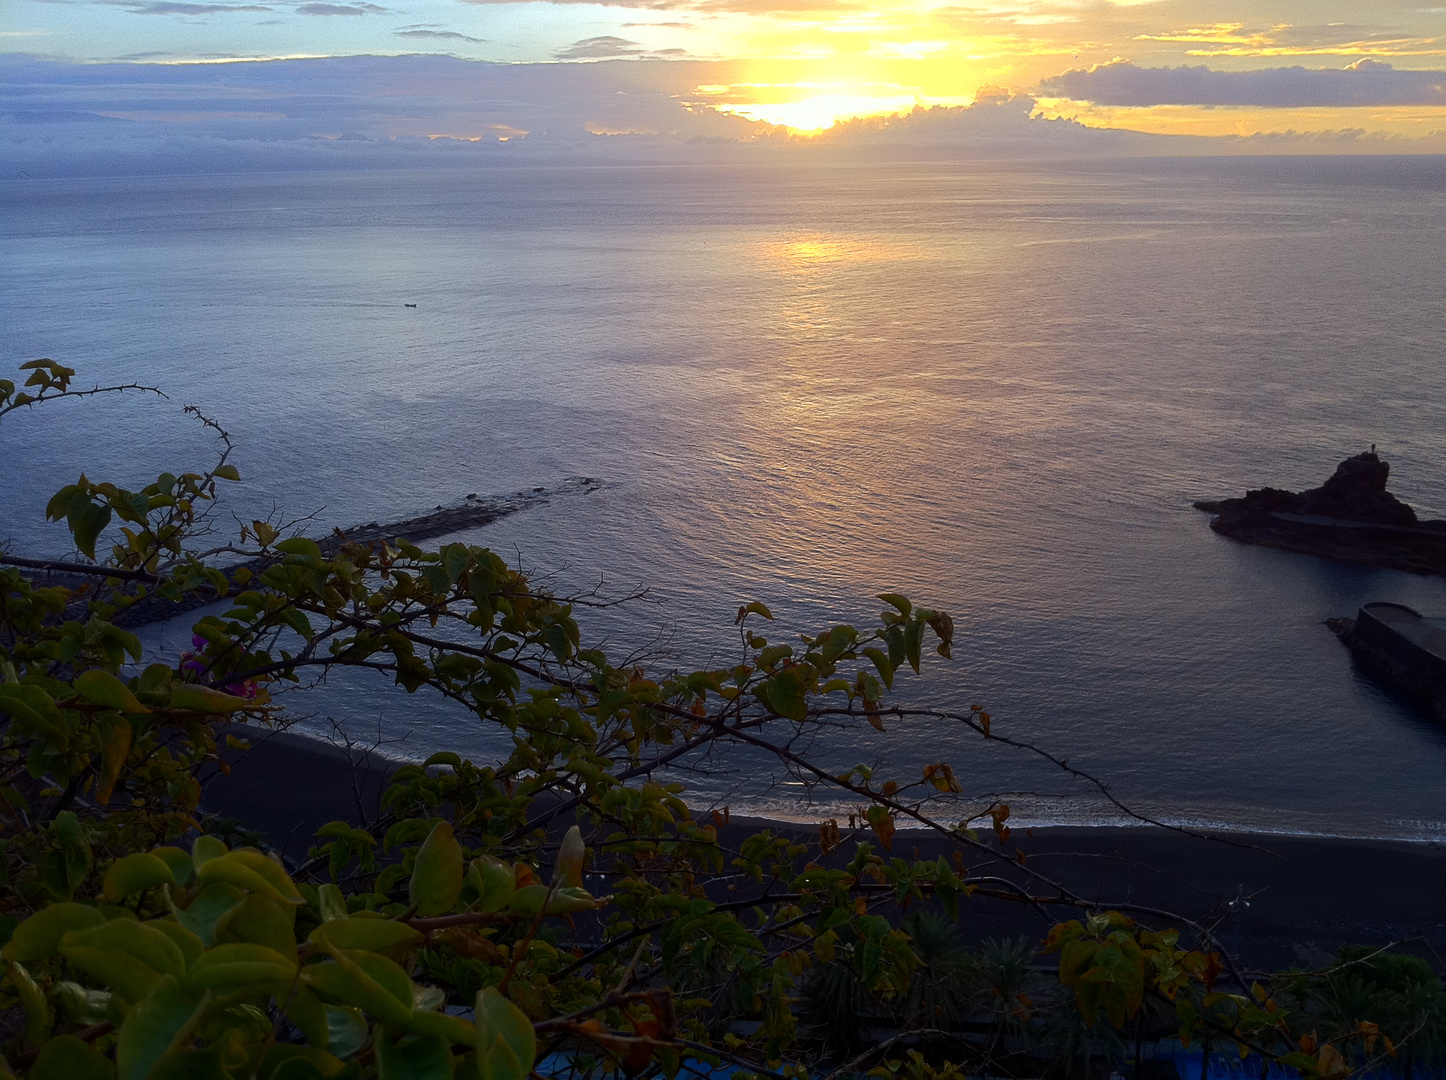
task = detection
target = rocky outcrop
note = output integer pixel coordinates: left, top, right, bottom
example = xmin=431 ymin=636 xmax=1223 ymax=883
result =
xmin=1306 ymin=452 xmax=1418 ymax=525
xmin=1194 ymin=452 xmax=1446 ymax=576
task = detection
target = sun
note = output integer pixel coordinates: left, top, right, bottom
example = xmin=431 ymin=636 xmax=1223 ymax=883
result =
xmin=714 ymin=92 xmax=924 ymax=132
xmin=689 ymin=52 xmax=986 ymax=134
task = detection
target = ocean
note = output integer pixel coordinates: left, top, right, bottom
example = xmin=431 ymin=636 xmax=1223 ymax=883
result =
xmin=2 ymin=155 xmax=1444 ymax=839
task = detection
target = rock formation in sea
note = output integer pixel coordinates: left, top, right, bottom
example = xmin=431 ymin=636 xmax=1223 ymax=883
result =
xmin=1194 ymin=451 xmax=1446 ymax=576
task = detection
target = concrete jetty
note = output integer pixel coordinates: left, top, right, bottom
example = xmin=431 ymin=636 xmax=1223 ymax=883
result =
xmin=1330 ymin=601 xmax=1446 ymax=718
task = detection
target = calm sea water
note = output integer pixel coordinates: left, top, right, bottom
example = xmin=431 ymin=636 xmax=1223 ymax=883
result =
xmin=3 ymin=157 xmax=1445 ymax=839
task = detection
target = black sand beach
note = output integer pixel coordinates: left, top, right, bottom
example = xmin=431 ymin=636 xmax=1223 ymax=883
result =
xmin=204 ymin=728 xmax=1446 ymax=976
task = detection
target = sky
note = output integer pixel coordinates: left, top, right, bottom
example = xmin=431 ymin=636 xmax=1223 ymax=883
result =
xmin=2 ymin=0 xmax=1445 ymax=165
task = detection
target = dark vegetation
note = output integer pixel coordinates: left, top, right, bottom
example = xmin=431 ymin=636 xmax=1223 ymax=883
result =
xmin=2 ymin=359 xmax=1443 ymax=1080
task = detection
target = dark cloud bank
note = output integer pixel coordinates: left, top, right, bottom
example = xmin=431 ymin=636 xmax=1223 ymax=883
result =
xmin=1041 ymin=59 xmax=1446 ymax=108
xmin=1 ymin=54 xmax=1442 ymax=179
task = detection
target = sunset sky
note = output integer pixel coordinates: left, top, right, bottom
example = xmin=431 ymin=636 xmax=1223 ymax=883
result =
xmin=3 ymin=0 xmax=1445 ymax=140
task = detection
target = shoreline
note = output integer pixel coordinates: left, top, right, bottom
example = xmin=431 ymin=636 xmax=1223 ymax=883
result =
xmin=205 ymin=727 xmax=1446 ymax=974
xmin=213 ymin=726 xmax=1446 ymax=845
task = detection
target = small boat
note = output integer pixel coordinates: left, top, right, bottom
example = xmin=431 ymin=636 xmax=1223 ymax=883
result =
xmin=1331 ymin=602 xmax=1446 ymax=717
xmin=405 ymin=303 xmax=418 ymax=308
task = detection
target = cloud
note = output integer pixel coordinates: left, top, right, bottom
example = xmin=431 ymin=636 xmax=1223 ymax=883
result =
xmin=1039 ymin=59 xmax=1446 ymax=107
xmin=1133 ymin=22 xmax=1446 ymax=58
xmin=695 ymin=0 xmax=853 ymax=13
xmin=4 ymin=52 xmax=1443 ymax=182
xmin=554 ymin=36 xmax=645 ymax=59
xmin=130 ymin=2 xmax=273 ymax=12
xmin=394 ymin=28 xmax=485 ymax=42
xmin=2 ymin=109 xmax=132 ymax=123
xmin=459 ymin=0 xmax=849 ymax=13
xmin=294 ymin=2 xmax=385 ymax=14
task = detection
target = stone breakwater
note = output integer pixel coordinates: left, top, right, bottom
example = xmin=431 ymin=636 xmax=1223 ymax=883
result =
xmin=1326 ymin=605 xmax=1446 ymax=720
xmin=321 ymin=476 xmax=601 ymax=552
xmin=1194 ymin=451 xmax=1446 ymax=577
xmin=23 ymin=477 xmax=603 ymax=629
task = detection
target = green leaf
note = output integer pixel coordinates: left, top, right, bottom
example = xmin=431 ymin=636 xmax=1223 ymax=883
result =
xmin=506 ymin=884 xmax=601 ymax=916
xmin=326 ymin=1005 xmax=370 ymax=1059
xmin=215 ymin=893 xmax=297 ymax=957
xmin=170 ymin=882 xmax=245 ymax=947
xmin=150 ymin=923 xmax=205 ymax=971
xmin=376 ymin=1029 xmax=455 ymax=1080
xmin=0 ymin=683 xmax=69 ymax=746
xmin=46 ymin=483 xmax=81 ymax=522
xmin=758 ymin=643 xmax=793 ymax=669
xmin=53 ymin=980 xmax=112 ymax=1027
xmin=440 ymin=544 xmax=468 ymax=586
xmin=403 ymin=1009 xmax=478 ymax=1047
xmin=9 ymin=958 xmax=53 ymax=1045
xmin=466 ymin=856 xmax=514 ymax=913
xmin=68 ymin=496 xmax=112 ymax=560
xmin=756 ymin=665 xmax=808 ymax=722
xmin=734 ymin=601 xmax=774 ymax=624
xmin=817 ymin=625 xmax=857 ymax=664
xmin=75 ymin=669 xmax=151 ymax=714
xmin=3 ymin=901 xmax=106 ymax=961
xmin=409 ymin=821 xmax=464 ymax=917
xmin=167 ymin=684 xmax=259 ymax=714
xmin=60 ymin=919 xmax=187 ymax=1001
xmin=285 ymin=986 xmax=331 ymax=1049
xmin=317 ymin=884 xmax=348 ymax=924
xmin=309 ymin=917 xmax=423 ymax=955
xmin=192 ymin=835 xmax=228 ymax=867
xmin=263 ymin=1046 xmax=348 ymax=1080
xmin=196 ymin=850 xmax=304 ymax=906
xmin=212 ymin=464 xmax=241 ymax=482
xmin=542 ymin=623 xmax=572 ymax=663
xmin=277 ymin=537 xmax=323 ymax=559
xmin=186 ymin=942 xmax=297 ymax=989
xmin=903 ymin=619 xmax=924 ymax=674
xmin=53 ymin=809 xmax=84 ymax=844
xmin=281 ymin=607 xmax=314 ymax=641
xmin=94 ymin=715 xmax=133 ymax=806
xmin=304 ymin=949 xmax=414 ymax=1026
xmin=104 ymin=853 xmax=176 ymax=902
xmin=862 ymin=647 xmax=895 ymax=690
xmin=878 ymin=593 xmax=912 ymax=618
xmin=552 ymin=825 xmax=585 ymax=889
xmin=31 ymin=1035 xmax=116 ymax=1080
xmin=151 ymin=847 xmax=193 ymax=888
xmin=475 ymin=987 xmax=536 ymax=1080
xmin=41 ymin=816 xmax=93 ymax=901
xmin=116 ymin=975 xmax=210 ymax=1080
xmin=1058 ymin=938 xmax=1098 ymax=988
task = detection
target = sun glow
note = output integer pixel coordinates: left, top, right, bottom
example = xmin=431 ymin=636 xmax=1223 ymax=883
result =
xmin=715 ymin=93 xmax=922 ymax=131
xmin=689 ymin=52 xmax=997 ymax=133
